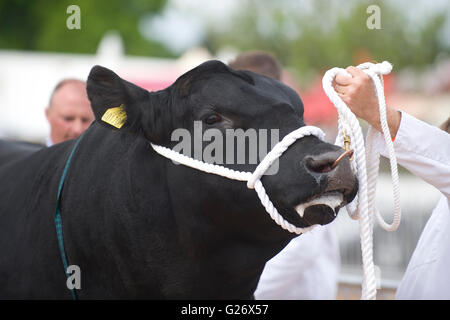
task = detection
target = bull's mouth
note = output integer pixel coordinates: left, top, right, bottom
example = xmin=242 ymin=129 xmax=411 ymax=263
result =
xmin=294 ymin=192 xmax=345 ymax=226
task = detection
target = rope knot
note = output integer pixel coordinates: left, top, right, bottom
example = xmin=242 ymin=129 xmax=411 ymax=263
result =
xmin=361 ymin=61 xmax=392 ymax=75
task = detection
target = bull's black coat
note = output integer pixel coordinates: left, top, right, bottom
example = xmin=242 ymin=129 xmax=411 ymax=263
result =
xmin=0 ymin=60 xmax=357 ymax=299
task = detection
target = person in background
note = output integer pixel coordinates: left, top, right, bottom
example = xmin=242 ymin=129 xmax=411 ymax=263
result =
xmin=230 ymin=50 xmax=342 ymax=300
xmin=333 ymin=66 xmax=450 ymax=299
xmin=229 ymin=51 xmax=282 ymax=80
xmin=45 ymin=79 xmax=94 ymax=146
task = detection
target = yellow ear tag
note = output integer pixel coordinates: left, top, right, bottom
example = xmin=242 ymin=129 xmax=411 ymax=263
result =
xmin=101 ymin=104 xmax=127 ymax=129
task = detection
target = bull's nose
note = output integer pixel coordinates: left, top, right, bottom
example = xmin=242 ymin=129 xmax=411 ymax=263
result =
xmin=304 ymin=150 xmax=352 ymax=174
xmin=304 ymin=149 xmax=358 ymax=202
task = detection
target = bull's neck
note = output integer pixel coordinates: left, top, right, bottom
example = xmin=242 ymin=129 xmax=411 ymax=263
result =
xmin=68 ymin=128 xmax=289 ymax=298
xmin=130 ymin=135 xmax=292 ymax=298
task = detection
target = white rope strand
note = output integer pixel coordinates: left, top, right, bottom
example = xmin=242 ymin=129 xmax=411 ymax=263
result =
xmin=247 ymin=126 xmax=325 ymax=189
xmin=322 ymin=61 xmax=402 ymax=300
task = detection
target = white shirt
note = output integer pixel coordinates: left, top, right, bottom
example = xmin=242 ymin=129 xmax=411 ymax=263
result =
xmin=374 ymin=111 xmax=450 ymax=299
xmin=254 ymin=222 xmax=340 ymax=300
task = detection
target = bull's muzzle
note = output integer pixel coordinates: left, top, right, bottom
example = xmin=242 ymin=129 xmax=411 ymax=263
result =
xmin=298 ymin=149 xmax=358 ymax=225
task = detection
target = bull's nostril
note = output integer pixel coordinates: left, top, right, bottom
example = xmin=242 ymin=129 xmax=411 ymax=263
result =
xmin=316 ymin=164 xmax=332 ymax=173
xmin=305 ymin=149 xmax=354 ymax=174
xmin=305 ymin=157 xmax=334 ymax=174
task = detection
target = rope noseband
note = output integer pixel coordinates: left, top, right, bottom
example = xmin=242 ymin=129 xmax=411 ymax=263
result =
xmin=150 ymin=125 xmax=330 ymax=235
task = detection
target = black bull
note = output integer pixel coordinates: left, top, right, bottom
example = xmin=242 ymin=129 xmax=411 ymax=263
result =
xmin=0 ymin=60 xmax=357 ymax=299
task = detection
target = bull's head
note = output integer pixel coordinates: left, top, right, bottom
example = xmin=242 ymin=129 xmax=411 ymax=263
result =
xmin=87 ymin=60 xmax=358 ymax=243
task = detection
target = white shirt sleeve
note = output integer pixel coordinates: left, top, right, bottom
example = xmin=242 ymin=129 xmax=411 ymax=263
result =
xmin=373 ymin=111 xmax=450 ymax=199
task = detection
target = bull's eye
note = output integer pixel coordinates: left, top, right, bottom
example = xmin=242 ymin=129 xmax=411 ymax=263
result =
xmin=204 ymin=114 xmax=222 ymax=125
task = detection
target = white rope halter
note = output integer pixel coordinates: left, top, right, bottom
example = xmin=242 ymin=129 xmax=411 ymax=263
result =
xmin=322 ymin=61 xmax=401 ymax=300
xmin=150 ymin=125 xmax=329 ymax=235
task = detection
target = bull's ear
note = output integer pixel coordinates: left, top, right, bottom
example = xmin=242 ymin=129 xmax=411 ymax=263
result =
xmin=86 ymin=65 xmax=150 ymax=132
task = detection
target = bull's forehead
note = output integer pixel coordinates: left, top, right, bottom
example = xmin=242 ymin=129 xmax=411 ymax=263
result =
xmin=190 ymin=72 xmax=304 ymax=119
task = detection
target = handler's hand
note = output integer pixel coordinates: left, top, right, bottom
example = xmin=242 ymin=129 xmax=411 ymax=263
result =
xmin=332 ymin=66 xmax=401 ymax=138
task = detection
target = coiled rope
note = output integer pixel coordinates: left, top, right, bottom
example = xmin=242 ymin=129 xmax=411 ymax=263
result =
xmin=322 ymin=61 xmax=401 ymax=300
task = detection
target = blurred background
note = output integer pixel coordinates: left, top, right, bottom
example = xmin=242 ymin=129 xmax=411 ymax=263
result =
xmin=0 ymin=0 xmax=449 ymax=299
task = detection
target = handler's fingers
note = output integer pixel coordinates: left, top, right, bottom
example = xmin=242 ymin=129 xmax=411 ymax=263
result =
xmin=335 ymin=73 xmax=352 ymax=86
xmin=334 ymin=84 xmax=347 ymax=95
xmin=346 ymin=66 xmax=366 ymax=78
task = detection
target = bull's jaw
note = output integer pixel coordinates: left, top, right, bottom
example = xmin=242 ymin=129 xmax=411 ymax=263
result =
xmin=294 ymin=192 xmax=345 ymax=226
